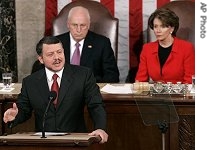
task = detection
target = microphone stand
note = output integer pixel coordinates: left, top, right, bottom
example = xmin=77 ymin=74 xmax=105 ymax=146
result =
xmin=158 ymin=120 xmax=168 ymax=150
xmin=41 ymin=91 xmax=57 ymax=138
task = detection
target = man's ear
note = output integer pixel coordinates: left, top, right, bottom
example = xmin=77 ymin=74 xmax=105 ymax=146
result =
xmin=38 ymin=56 xmax=44 ymax=64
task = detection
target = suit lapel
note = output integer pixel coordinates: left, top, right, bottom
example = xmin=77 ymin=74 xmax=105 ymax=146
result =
xmin=63 ymin=32 xmax=71 ymax=64
xmin=56 ymin=64 xmax=75 ymax=109
xmin=35 ymin=70 xmax=50 ymax=104
xmin=80 ymin=31 xmax=94 ymax=65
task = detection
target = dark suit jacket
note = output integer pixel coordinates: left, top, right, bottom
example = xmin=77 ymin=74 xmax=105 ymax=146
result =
xmin=13 ymin=64 xmax=106 ymax=132
xmin=56 ymin=31 xmax=119 ymax=83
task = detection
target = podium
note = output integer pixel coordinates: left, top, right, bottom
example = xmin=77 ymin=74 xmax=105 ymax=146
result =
xmin=0 ymin=132 xmax=101 ymax=150
xmin=0 ymin=83 xmax=195 ymax=150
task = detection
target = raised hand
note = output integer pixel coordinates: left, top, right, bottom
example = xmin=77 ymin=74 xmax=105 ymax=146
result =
xmin=3 ymin=103 xmax=18 ymax=123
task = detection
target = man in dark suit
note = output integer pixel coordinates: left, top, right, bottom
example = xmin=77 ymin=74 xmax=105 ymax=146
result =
xmin=3 ymin=36 xmax=108 ymax=143
xmin=56 ymin=6 xmax=119 ymax=83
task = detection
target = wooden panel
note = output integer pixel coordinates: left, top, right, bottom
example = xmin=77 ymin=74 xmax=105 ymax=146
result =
xmin=0 ymin=86 xmax=195 ymax=150
xmin=0 ymin=133 xmax=101 ymax=150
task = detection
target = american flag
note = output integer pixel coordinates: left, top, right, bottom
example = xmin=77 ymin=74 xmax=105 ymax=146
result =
xmin=45 ymin=0 xmax=194 ymax=82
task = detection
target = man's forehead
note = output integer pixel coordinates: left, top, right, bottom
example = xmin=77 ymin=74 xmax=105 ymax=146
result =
xmin=43 ymin=43 xmax=61 ymax=47
xmin=43 ymin=43 xmax=63 ymax=51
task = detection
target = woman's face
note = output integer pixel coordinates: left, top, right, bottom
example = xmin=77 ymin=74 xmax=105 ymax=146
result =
xmin=153 ymin=18 xmax=174 ymax=41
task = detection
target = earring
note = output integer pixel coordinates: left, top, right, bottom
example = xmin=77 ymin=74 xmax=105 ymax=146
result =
xmin=170 ymin=31 xmax=173 ymax=34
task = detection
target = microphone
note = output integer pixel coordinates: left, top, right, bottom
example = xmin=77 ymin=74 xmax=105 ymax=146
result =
xmin=41 ymin=91 xmax=57 ymax=138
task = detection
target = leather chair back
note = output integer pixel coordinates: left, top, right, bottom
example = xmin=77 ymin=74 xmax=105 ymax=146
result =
xmin=52 ymin=0 xmax=119 ymax=59
xmin=147 ymin=1 xmax=195 ymax=45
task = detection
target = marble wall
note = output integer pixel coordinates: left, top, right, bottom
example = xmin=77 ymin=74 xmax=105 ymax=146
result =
xmin=16 ymin=0 xmax=45 ymax=82
xmin=0 ymin=0 xmax=17 ymax=81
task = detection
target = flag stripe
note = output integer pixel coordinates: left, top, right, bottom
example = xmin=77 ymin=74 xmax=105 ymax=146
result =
xmin=45 ymin=0 xmax=57 ymax=35
xmin=157 ymin=0 xmax=171 ymax=8
xmin=129 ymin=0 xmax=143 ymax=68
xmin=57 ymin=0 xmax=71 ymax=13
xmin=115 ymin=0 xmax=129 ymax=81
xmin=100 ymin=0 xmax=115 ymax=16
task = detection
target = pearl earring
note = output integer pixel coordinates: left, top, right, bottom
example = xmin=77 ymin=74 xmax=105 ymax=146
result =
xmin=170 ymin=31 xmax=173 ymax=34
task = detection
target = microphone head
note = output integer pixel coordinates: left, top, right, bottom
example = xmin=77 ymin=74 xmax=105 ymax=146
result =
xmin=48 ymin=91 xmax=57 ymax=101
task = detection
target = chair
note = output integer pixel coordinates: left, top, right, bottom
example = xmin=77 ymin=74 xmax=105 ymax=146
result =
xmin=52 ymin=0 xmax=119 ymax=59
xmin=147 ymin=1 xmax=195 ymax=45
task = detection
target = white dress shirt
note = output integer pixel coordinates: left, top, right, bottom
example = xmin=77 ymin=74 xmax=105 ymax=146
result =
xmin=45 ymin=67 xmax=64 ymax=90
xmin=70 ymin=33 xmax=84 ymax=62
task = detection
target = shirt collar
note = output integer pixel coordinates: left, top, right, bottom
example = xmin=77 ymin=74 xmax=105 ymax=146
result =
xmin=69 ymin=33 xmax=84 ymax=47
xmin=45 ymin=67 xmax=64 ymax=81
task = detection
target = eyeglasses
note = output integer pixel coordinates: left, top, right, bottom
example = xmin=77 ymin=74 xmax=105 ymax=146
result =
xmin=70 ymin=24 xmax=88 ymax=30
